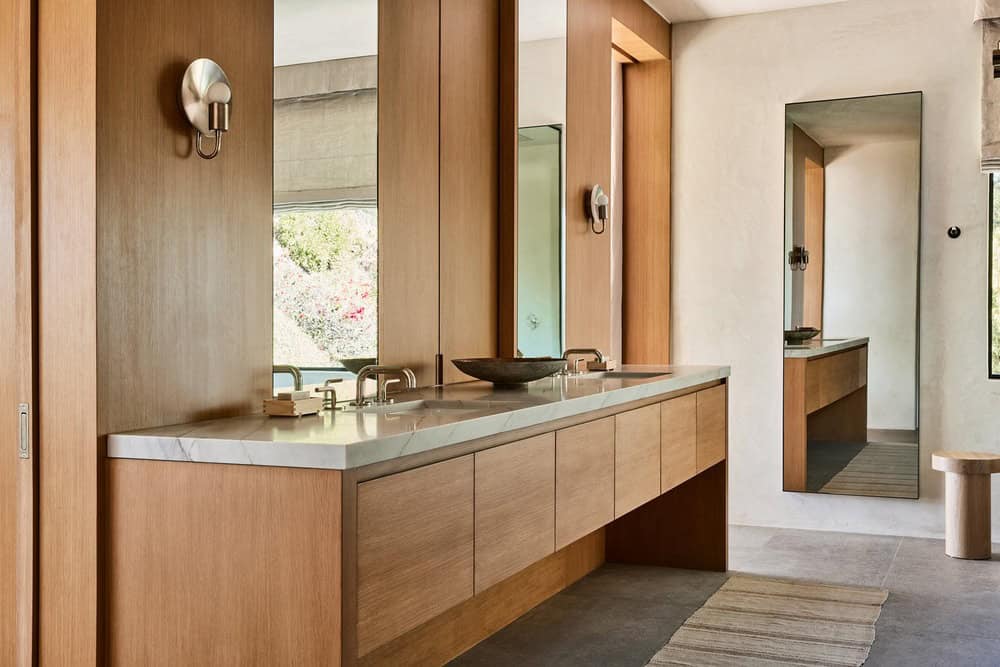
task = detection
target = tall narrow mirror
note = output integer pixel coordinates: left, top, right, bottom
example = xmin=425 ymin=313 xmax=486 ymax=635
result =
xmin=517 ymin=0 xmax=566 ymax=358
xmin=783 ymin=92 xmax=922 ymax=499
xmin=273 ymin=0 xmax=378 ymax=389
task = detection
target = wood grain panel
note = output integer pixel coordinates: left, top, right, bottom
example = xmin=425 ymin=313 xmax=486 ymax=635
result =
xmin=378 ymin=0 xmax=440 ymax=385
xmin=359 ymin=529 xmax=604 ymax=667
xmin=611 ymin=18 xmax=666 ymax=62
xmin=804 ymin=346 xmax=868 ymax=414
xmin=661 ymin=393 xmax=697 ymax=492
xmin=696 ymin=384 xmax=727 ymax=473
xmin=614 ymin=404 xmax=660 ymax=517
xmin=474 ymin=434 xmax=555 ymax=592
xmin=607 ymin=461 xmax=727 ymax=572
xmin=498 ymin=0 xmax=518 ymax=358
xmin=555 ymin=417 xmax=615 ymax=549
xmin=1 ymin=0 xmax=35 ymax=660
xmin=783 ymin=357 xmax=808 ymax=492
xmin=565 ymin=0 xmax=613 ymax=352
xmin=96 ymin=0 xmax=273 ymax=436
xmin=808 ymin=386 xmax=868 ymax=443
xmin=106 ymin=460 xmax=342 ymax=665
xmin=803 ymin=161 xmax=824 ymax=329
xmin=622 ymin=56 xmax=670 ymax=364
xmin=357 ymin=456 xmax=474 ymax=656
xmin=37 ymin=0 xmax=97 ymax=663
xmin=611 ymin=0 xmax=671 ymax=58
xmin=440 ymin=0 xmax=499 ymax=383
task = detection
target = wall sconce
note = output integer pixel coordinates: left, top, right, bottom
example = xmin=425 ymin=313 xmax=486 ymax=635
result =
xmin=788 ymin=245 xmax=810 ymax=271
xmin=179 ymin=58 xmax=232 ymax=160
xmin=585 ymin=185 xmax=609 ymax=234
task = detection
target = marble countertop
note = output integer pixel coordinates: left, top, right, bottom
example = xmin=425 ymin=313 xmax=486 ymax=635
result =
xmin=783 ymin=337 xmax=869 ymax=359
xmin=107 ymin=365 xmax=730 ymax=471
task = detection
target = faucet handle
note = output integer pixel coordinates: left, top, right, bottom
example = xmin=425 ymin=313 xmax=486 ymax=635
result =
xmin=378 ymin=378 xmax=402 ymax=404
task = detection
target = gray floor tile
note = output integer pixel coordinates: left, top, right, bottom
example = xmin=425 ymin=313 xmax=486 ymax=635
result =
xmin=867 ymin=628 xmax=1000 ymax=666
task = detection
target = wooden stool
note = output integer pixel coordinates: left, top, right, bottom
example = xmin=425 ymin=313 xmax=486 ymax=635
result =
xmin=931 ymin=451 xmax=1000 ymax=560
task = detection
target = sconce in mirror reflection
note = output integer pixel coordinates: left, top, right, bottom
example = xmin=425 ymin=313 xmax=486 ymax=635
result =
xmin=585 ymin=185 xmax=609 ymax=234
xmin=179 ymin=58 xmax=232 ymax=160
xmin=788 ymin=245 xmax=810 ymax=271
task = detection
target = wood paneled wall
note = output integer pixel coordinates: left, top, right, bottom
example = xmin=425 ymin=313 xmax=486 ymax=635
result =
xmin=37 ymin=0 xmax=98 ymax=663
xmin=556 ymin=0 xmax=670 ymax=356
xmin=96 ymin=0 xmax=273 ymax=437
xmin=440 ymin=0 xmax=499 ymax=384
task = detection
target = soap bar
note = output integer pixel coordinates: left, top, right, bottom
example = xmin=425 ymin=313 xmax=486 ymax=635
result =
xmin=275 ymin=390 xmax=311 ymax=401
xmin=587 ymin=359 xmax=619 ymax=371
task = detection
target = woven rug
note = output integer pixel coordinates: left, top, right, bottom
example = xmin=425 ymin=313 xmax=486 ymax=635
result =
xmin=646 ymin=575 xmax=889 ymax=666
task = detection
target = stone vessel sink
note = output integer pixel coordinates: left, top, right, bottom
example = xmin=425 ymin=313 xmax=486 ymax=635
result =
xmin=452 ymin=357 xmax=567 ymax=387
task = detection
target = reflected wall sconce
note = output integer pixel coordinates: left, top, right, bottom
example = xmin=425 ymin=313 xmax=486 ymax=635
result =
xmin=179 ymin=58 xmax=232 ymax=160
xmin=788 ymin=245 xmax=810 ymax=271
xmin=585 ymin=185 xmax=609 ymax=234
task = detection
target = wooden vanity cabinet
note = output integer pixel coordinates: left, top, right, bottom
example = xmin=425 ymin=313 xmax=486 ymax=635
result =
xmin=356 ymin=456 xmax=475 ymax=656
xmin=474 ymin=434 xmax=556 ymax=593
xmin=555 ymin=417 xmax=615 ymax=549
xmin=696 ymin=384 xmax=727 ymax=472
xmin=614 ymin=404 xmax=661 ymax=518
xmin=660 ymin=394 xmax=697 ymax=492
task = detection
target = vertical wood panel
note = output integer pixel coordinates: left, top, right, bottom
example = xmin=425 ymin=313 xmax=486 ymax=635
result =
xmin=1 ymin=0 xmax=35 ymax=661
xmin=696 ymin=384 xmax=727 ymax=472
xmin=96 ymin=0 xmax=273 ymax=437
xmin=622 ymin=57 xmax=671 ymax=363
xmin=106 ymin=461 xmax=342 ymax=665
xmin=37 ymin=0 xmax=97 ymax=663
xmin=498 ymin=0 xmax=518 ymax=357
xmin=379 ymin=0 xmax=440 ymax=385
xmin=357 ymin=456 xmax=474 ymax=656
xmin=440 ymin=0 xmax=499 ymax=383
xmin=474 ymin=434 xmax=555 ymax=592
xmin=555 ymin=417 xmax=615 ymax=549
xmin=661 ymin=393 xmax=697 ymax=492
xmin=783 ymin=357 xmax=808 ymax=491
xmin=565 ymin=0 xmax=613 ymax=353
xmin=614 ymin=404 xmax=660 ymax=517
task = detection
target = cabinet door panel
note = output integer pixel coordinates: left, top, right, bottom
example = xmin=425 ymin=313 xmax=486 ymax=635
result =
xmin=474 ymin=434 xmax=555 ymax=592
xmin=661 ymin=394 xmax=697 ymax=492
xmin=614 ymin=404 xmax=660 ymax=518
xmin=697 ymin=384 xmax=727 ymax=472
xmin=357 ymin=456 xmax=474 ymax=656
xmin=555 ymin=417 xmax=614 ymax=550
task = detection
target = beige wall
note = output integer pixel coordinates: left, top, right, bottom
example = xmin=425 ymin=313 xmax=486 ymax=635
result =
xmin=673 ymin=0 xmax=993 ymax=538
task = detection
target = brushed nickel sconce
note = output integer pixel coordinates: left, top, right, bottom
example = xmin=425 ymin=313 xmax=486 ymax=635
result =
xmin=585 ymin=185 xmax=609 ymax=234
xmin=788 ymin=245 xmax=810 ymax=271
xmin=179 ymin=58 xmax=232 ymax=160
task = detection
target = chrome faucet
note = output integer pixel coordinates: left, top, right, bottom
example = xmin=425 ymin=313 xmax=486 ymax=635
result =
xmin=354 ymin=365 xmax=417 ymax=407
xmin=272 ymin=364 xmax=303 ymax=391
xmin=561 ymin=348 xmax=605 ymax=375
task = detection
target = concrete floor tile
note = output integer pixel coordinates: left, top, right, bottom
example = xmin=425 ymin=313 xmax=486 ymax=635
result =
xmin=867 ymin=629 xmax=1000 ymax=666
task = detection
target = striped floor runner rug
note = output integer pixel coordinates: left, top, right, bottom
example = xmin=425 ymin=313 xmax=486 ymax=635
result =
xmin=647 ymin=575 xmax=889 ymax=666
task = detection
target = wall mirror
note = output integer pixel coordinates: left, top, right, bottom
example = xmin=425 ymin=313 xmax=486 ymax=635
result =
xmin=272 ymin=0 xmax=378 ymax=389
xmin=782 ymin=92 xmax=922 ymax=500
xmin=516 ymin=0 xmax=566 ymax=358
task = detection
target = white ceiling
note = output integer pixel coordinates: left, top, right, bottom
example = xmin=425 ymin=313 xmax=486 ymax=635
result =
xmin=786 ymin=93 xmax=922 ymax=147
xmin=645 ymin=0 xmax=846 ymax=23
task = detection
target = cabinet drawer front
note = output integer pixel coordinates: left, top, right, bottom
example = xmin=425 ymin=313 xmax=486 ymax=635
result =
xmin=357 ymin=456 xmax=474 ymax=656
xmin=474 ymin=434 xmax=556 ymax=593
xmin=697 ymin=385 xmax=727 ymax=472
xmin=661 ymin=393 xmax=697 ymax=491
xmin=615 ymin=404 xmax=661 ymax=518
xmin=805 ymin=346 xmax=867 ymax=414
xmin=555 ymin=417 xmax=615 ymax=550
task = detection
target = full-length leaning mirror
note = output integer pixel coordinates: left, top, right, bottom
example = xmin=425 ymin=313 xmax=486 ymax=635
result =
xmin=516 ymin=0 xmax=566 ymax=358
xmin=272 ymin=0 xmax=379 ymax=388
xmin=783 ymin=92 xmax=922 ymax=499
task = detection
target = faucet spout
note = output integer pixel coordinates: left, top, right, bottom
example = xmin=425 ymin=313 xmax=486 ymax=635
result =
xmin=354 ymin=365 xmax=417 ymax=407
xmin=561 ymin=348 xmax=605 ymax=375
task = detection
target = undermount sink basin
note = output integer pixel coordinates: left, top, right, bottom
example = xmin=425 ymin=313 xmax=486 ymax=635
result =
xmin=580 ymin=371 xmax=672 ymax=380
xmin=362 ymin=399 xmax=521 ymax=418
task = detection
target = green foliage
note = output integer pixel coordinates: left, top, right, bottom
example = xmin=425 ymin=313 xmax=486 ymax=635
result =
xmin=274 ymin=211 xmax=355 ymax=273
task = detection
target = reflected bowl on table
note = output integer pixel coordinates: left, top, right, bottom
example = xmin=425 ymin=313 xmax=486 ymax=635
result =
xmin=452 ymin=357 xmax=567 ymax=387
xmin=784 ymin=327 xmax=821 ymax=344
xmin=339 ymin=357 xmax=377 ymax=375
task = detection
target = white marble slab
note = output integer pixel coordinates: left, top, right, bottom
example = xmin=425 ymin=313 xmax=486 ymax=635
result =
xmin=107 ymin=365 xmax=730 ymax=470
xmin=783 ymin=337 xmax=869 ymax=359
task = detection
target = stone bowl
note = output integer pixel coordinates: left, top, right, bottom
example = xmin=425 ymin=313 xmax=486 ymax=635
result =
xmin=784 ymin=327 xmax=821 ymax=344
xmin=452 ymin=357 xmax=567 ymax=387
xmin=339 ymin=357 xmax=377 ymax=375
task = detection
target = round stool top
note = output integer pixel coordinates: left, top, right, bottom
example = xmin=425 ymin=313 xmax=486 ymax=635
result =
xmin=931 ymin=451 xmax=1000 ymax=474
